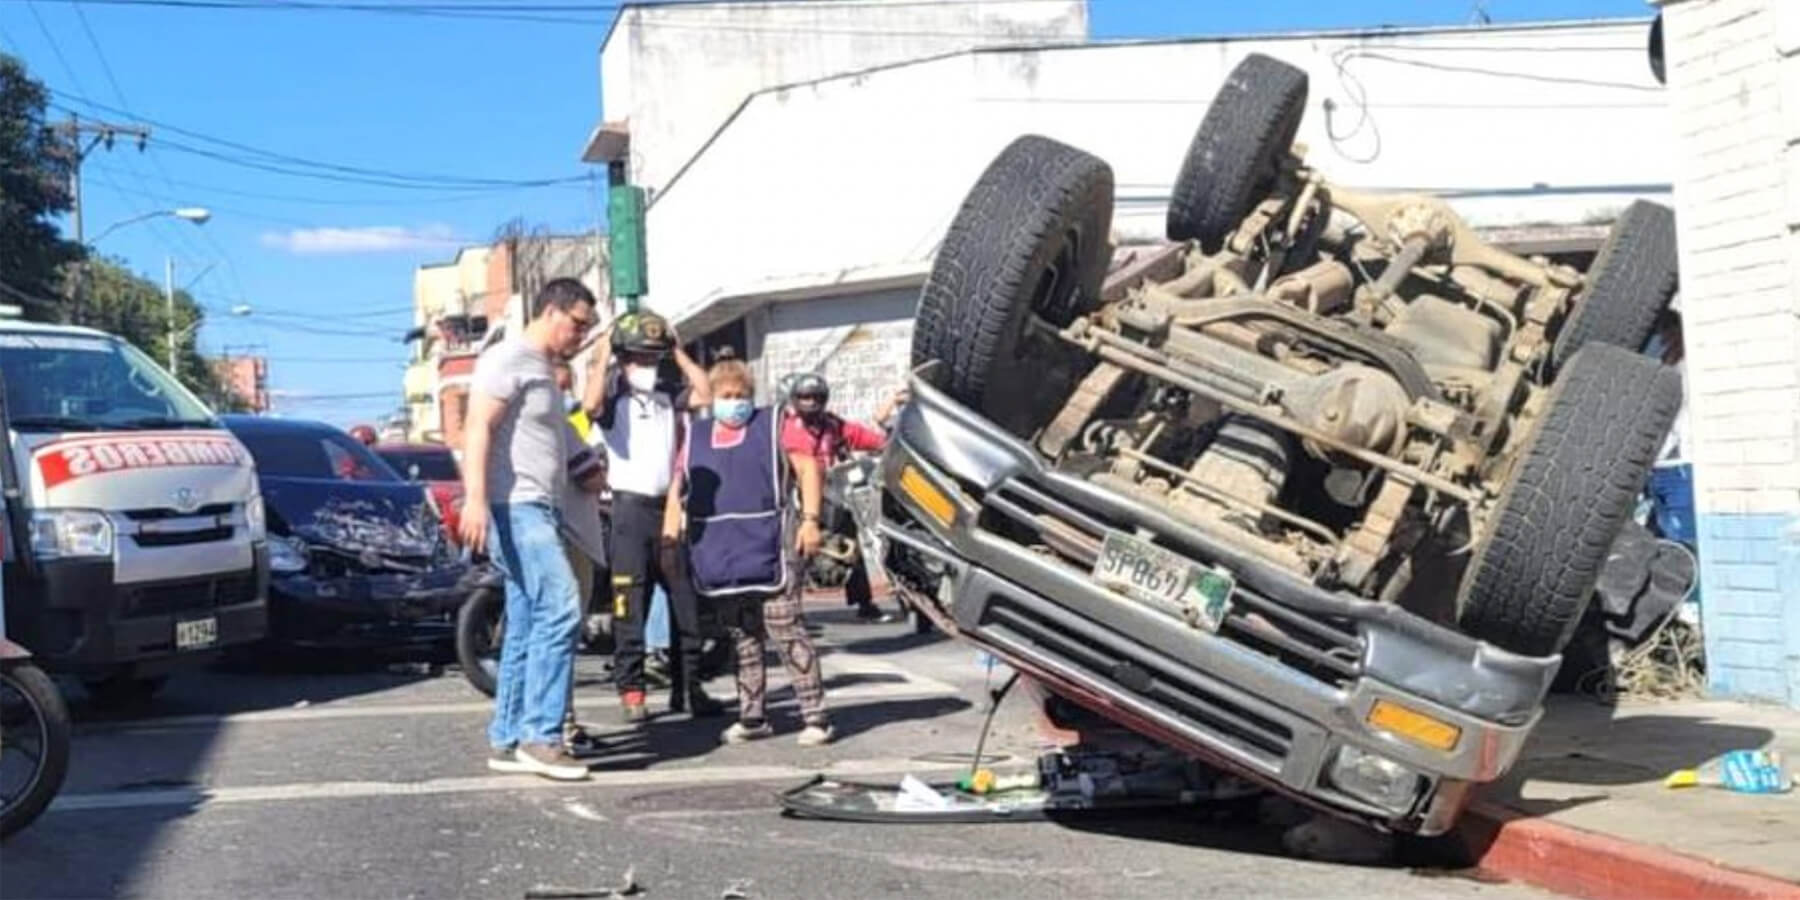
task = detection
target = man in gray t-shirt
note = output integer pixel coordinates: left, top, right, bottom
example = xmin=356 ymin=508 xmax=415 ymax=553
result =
xmin=459 ymin=278 xmax=599 ymax=782
xmin=472 ymin=338 xmax=566 ymax=505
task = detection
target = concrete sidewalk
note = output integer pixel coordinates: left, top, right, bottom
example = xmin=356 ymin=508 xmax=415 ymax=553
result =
xmin=1464 ymin=696 xmax=1800 ymax=898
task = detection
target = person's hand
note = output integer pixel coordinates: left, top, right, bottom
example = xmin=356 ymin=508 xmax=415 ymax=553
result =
xmin=796 ymin=518 xmax=822 ymax=556
xmin=459 ymin=500 xmax=489 ymax=556
xmin=661 ymin=518 xmax=681 ymax=545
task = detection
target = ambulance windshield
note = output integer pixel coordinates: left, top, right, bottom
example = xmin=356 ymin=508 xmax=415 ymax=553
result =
xmin=0 ymin=332 xmax=215 ymax=432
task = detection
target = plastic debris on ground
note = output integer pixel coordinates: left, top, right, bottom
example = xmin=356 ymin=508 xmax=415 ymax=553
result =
xmin=779 ymin=749 xmax=1262 ymax=824
xmin=1665 ymin=750 xmax=1794 ymax=794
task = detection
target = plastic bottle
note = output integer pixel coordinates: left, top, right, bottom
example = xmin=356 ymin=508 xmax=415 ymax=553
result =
xmin=1665 ymin=750 xmax=1794 ymax=794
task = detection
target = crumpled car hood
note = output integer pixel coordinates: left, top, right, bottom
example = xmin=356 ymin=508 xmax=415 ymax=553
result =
xmin=259 ymin=477 xmax=441 ymax=558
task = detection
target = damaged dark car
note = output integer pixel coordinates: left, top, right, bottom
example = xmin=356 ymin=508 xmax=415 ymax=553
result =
xmin=222 ymin=415 xmax=488 ymax=652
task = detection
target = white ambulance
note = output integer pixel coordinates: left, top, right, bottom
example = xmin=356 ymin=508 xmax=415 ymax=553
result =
xmin=0 ymin=319 xmax=267 ymax=704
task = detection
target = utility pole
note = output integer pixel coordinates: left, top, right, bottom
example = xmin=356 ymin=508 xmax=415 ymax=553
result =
xmin=52 ymin=115 xmax=152 ymax=321
xmin=165 ymin=256 xmax=177 ymax=375
xmin=50 ymin=115 xmax=152 ymax=246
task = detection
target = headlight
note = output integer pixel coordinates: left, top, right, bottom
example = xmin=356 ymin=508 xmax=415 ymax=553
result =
xmin=268 ymin=535 xmax=309 ymax=573
xmin=29 ymin=509 xmax=114 ymax=559
xmin=246 ymin=494 xmax=267 ymax=542
xmin=1328 ymin=745 xmax=1422 ymax=814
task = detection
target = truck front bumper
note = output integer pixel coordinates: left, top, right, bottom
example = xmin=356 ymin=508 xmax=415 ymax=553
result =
xmin=875 ymin=378 xmax=1561 ymax=836
xmin=4 ymin=545 xmax=270 ymax=676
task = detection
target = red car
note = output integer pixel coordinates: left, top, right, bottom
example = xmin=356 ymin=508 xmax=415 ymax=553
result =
xmin=373 ymin=443 xmax=463 ymax=545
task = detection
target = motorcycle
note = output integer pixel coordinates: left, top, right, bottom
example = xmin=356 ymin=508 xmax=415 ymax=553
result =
xmin=454 ymin=507 xmax=731 ymax=698
xmin=1 ymin=638 xmax=71 ymax=839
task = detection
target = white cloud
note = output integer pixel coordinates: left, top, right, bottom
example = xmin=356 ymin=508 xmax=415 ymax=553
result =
xmin=259 ymin=223 xmax=461 ymax=255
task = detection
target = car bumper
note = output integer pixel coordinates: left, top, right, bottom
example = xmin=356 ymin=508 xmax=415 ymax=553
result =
xmin=267 ymin=561 xmax=486 ymax=648
xmin=1 ymin=545 xmax=270 ymax=676
xmin=874 ymin=377 xmax=1561 ymax=835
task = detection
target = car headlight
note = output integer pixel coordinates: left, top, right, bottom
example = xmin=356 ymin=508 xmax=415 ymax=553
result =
xmin=268 ymin=535 xmax=309 ymax=573
xmin=246 ymin=494 xmax=267 ymax=542
xmin=1328 ymin=744 xmax=1422 ymax=814
xmin=29 ymin=509 xmax=115 ymax=559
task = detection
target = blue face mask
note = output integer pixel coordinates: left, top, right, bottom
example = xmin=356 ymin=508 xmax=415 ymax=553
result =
xmin=712 ymin=397 xmax=753 ymax=427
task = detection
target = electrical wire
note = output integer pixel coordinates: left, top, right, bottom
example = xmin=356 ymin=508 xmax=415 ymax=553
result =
xmin=49 ymin=91 xmax=590 ymax=189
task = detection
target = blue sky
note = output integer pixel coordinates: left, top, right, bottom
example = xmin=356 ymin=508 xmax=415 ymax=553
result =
xmin=0 ymin=0 xmax=1650 ymax=428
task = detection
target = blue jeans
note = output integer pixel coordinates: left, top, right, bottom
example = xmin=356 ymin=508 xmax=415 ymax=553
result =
xmin=646 ymin=583 xmax=670 ymax=651
xmin=486 ymin=501 xmax=581 ymax=749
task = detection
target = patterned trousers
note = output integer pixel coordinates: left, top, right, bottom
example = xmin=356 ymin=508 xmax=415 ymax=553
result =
xmin=719 ymin=573 xmax=827 ymax=727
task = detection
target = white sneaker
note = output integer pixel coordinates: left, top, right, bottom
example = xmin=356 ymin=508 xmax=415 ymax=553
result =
xmin=722 ymin=720 xmax=774 ymax=744
xmin=797 ymin=723 xmax=835 ymax=747
xmin=516 ymin=743 xmax=591 ymax=781
xmin=487 ymin=747 xmax=530 ymax=774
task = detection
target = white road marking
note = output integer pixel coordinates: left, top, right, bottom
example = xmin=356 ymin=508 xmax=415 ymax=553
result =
xmin=81 ymin=652 xmax=960 ymax=735
xmin=48 ymin=757 xmax=969 ymax=814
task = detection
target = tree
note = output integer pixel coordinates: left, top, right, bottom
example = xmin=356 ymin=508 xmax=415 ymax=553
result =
xmin=0 ymin=53 xmax=81 ymax=319
xmin=75 ymin=257 xmax=245 ymax=411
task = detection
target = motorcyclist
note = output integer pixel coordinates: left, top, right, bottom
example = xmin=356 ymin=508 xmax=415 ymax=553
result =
xmin=348 ymin=424 xmax=378 ymax=446
xmin=780 ymin=373 xmax=904 ymax=622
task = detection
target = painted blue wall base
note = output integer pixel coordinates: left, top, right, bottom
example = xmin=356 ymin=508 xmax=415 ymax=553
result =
xmin=1696 ymin=513 xmax=1800 ymax=708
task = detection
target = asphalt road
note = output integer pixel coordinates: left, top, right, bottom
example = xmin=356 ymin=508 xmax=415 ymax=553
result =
xmin=2 ymin=606 xmax=1554 ymax=900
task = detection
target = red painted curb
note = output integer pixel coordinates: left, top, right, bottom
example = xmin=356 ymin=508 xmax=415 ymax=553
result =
xmin=1022 ymin=677 xmax=1798 ymax=899
xmin=1459 ymin=802 xmax=1800 ymax=900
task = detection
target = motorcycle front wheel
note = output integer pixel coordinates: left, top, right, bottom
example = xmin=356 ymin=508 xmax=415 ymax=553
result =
xmin=455 ymin=587 xmax=504 ymax=698
xmin=1 ymin=661 xmax=72 ymax=839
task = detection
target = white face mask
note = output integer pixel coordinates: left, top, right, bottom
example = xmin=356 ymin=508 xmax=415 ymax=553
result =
xmin=626 ymin=366 xmax=658 ymax=394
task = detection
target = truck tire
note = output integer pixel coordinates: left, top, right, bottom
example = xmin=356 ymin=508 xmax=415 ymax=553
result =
xmin=1166 ymin=53 xmax=1309 ymax=251
xmin=1551 ymin=200 xmax=1679 ymax=374
xmin=1456 ymin=344 xmax=1682 ymax=657
xmin=81 ymin=674 xmax=168 ymax=708
xmin=913 ymin=135 xmax=1114 ymax=440
xmin=456 ymin=586 xmax=503 ymax=698
xmin=0 ymin=662 xmax=72 ymax=839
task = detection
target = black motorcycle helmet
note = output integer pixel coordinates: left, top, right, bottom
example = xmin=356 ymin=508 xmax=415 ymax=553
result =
xmin=610 ymin=311 xmax=675 ymax=358
xmin=788 ymin=372 xmax=830 ymax=416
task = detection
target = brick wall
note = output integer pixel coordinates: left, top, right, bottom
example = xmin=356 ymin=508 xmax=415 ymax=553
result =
xmin=755 ymin=288 xmax=919 ymax=426
xmin=1661 ymin=0 xmax=1800 ymax=706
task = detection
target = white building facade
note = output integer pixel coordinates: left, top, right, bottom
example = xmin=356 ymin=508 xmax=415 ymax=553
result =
xmin=586 ymin=2 xmax=1672 ymax=425
xmin=1652 ymin=0 xmax=1800 ymax=708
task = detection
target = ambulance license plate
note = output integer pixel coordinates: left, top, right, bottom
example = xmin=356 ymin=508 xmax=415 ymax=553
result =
xmin=176 ymin=616 xmax=218 ymax=650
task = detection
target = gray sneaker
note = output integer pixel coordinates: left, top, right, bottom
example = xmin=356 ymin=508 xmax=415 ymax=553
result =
xmin=487 ymin=746 xmax=530 ymax=774
xmin=516 ymin=743 xmax=590 ymax=781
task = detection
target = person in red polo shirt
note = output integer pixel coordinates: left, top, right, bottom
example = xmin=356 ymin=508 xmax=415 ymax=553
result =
xmin=779 ymin=373 xmax=904 ymax=622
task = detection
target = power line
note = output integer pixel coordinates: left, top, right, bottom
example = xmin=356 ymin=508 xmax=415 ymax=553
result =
xmin=50 ymin=90 xmax=591 ymax=188
xmin=86 ymin=162 xmax=591 ymax=208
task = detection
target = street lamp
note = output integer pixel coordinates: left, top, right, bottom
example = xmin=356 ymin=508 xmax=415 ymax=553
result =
xmin=73 ymin=206 xmax=212 ymax=325
xmin=168 ymin=303 xmax=251 ymax=376
xmin=89 ymin=207 xmax=211 ymax=247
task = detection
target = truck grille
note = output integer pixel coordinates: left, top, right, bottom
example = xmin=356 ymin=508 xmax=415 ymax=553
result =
xmin=127 ymin=574 xmax=259 ymax=617
xmin=132 ymin=526 xmax=234 ymax=548
xmin=981 ymin=591 xmax=1295 ymax=768
xmin=979 ymin=476 xmax=1363 ymax=688
xmin=124 ymin=504 xmax=233 ymax=520
xmin=125 ymin=504 xmax=237 ymax=548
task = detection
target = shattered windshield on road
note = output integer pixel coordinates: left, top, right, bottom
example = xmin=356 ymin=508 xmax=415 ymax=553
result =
xmin=0 ymin=331 xmax=217 ymax=432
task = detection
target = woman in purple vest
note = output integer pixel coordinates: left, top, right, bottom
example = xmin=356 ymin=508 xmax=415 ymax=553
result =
xmin=662 ymin=359 xmax=833 ymax=746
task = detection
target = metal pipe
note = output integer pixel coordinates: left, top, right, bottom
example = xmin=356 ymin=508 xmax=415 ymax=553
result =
xmin=1369 ymin=236 xmax=1430 ymax=303
xmin=1115 ymin=446 xmax=1343 ymax=551
xmin=1076 ymin=327 xmax=1484 ymax=505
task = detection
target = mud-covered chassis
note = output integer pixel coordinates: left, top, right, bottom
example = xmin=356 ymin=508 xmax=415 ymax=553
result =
xmin=871 ymin=53 xmax=1682 ymax=835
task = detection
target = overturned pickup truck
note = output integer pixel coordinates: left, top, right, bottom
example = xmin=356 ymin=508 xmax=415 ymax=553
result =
xmin=870 ymin=54 xmax=1681 ymax=835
